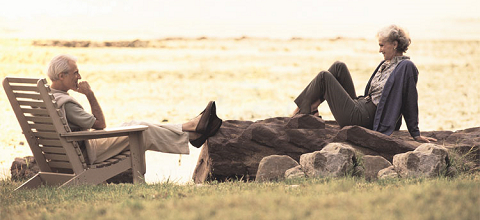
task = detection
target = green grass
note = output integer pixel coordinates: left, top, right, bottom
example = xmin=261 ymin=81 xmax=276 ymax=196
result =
xmin=1 ymin=174 xmax=479 ymax=220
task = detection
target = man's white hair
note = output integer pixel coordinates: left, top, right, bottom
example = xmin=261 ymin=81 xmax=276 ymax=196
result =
xmin=47 ymin=54 xmax=78 ymax=81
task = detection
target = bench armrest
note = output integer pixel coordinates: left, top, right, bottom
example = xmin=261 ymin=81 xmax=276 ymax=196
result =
xmin=61 ymin=125 xmax=148 ymax=141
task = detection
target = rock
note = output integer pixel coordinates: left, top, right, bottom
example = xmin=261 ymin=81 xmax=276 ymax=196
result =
xmin=391 ymin=130 xmax=453 ymax=148
xmin=255 ymin=155 xmax=299 ymax=182
xmin=378 ymin=166 xmax=399 ymax=179
xmin=10 ymin=156 xmax=39 ymax=180
xmin=333 ymin=126 xmax=417 ymax=162
xmin=186 ymin=116 xmax=477 ymax=183
xmin=285 ymin=165 xmax=306 ymax=179
xmin=393 ymin=143 xmax=450 ymax=178
xmin=193 ymin=117 xmax=446 ymax=183
xmin=393 ymin=127 xmax=479 ymax=168
xmin=193 ymin=116 xmax=339 ymax=183
xmin=394 ymin=127 xmax=480 ymax=166
xmin=445 ymin=127 xmax=480 ymax=146
xmin=363 ymin=155 xmax=393 ymax=181
xmin=300 ymin=143 xmax=356 ymax=178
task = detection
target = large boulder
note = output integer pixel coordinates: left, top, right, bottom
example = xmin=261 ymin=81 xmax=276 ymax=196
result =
xmin=300 ymin=143 xmax=356 ymax=178
xmin=362 ymin=155 xmax=393 ymax=181
xmin=393 ymin=143 xmax=450 ymax=178
xmin=333 ymin=126 xmax=417 ymax=162
xmin=255 ymin=155 xmax=299 ymax=182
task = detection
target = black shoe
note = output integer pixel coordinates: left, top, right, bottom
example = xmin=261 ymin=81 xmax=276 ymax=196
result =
xmin=189 ymin=102 xmax=223 ymax=148
xmin=189 ymin=118 xmax=221 ymax=148
xmin=190 ymin=133 xmax=208 ymax=148
xmin=206 ymin=102 xmax=222 ymax=137
xmin=195 ymin=101 xmax=214 ymax=134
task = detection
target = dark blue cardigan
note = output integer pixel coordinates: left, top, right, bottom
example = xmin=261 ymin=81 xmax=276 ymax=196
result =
xmin=364 ymin=59 xmax=420 ymax=138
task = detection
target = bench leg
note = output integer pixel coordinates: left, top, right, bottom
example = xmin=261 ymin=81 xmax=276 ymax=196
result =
xmin=129 ymin=131 xmax=146 ymax=184
xmin=15 ymin=172 xmax=75 ymax=190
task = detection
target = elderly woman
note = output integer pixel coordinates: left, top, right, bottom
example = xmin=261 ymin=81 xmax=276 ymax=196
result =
xmin=293 ymin=24 xmax=436 ymax=143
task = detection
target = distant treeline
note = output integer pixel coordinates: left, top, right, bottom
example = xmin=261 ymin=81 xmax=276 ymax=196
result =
xmin=33 ymin=39 xmax=174 ymax=48
xmin=31 ymin=36 xmax=249 ymax=48
xmin=31 ymin=36 xmax=347 ymax=48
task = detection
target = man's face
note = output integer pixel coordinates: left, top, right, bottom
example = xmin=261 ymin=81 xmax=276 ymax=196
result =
xmin=61 ymin=60 xmax=81 ymax=91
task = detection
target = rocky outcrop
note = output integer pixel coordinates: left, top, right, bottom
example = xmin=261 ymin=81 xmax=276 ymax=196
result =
xmin=193 ymin=115 xmax=465 ymax=182
xmin=193 ymin=115 xmax=338 ymax=183
xmin=11 ymin=115 xmax=479 ymax=183
xmin=193 ymin=116 xmax=479 ymax=183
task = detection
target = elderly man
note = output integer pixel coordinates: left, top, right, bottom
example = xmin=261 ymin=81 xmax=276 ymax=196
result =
xmin=47 ymin=54 xmax=221 ymax=164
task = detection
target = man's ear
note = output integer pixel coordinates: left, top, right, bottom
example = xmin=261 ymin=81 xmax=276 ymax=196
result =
xmin=58 ymin=72 xmax=65 ymax=80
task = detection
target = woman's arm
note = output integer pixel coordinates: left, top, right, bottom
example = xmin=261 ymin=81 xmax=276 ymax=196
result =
xmin=401 ymin=63 xmax=420 ymax=137
xmin=401 ymin=62 xmax=436 ymax=142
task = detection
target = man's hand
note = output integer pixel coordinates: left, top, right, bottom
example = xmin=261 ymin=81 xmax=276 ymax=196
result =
xmin=74 ymin=81 xmax=93 ymax=95
xmin=73 ymin=80 xmax=106 ymax=129
xmin=414 ymin=135 xmax=437 ymax=143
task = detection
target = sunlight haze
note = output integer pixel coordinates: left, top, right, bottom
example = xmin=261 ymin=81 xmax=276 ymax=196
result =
xmin=1 ymin=0 xmax=479 ymax=184
xmin=1 ymin=0 xmax=479 ymax=40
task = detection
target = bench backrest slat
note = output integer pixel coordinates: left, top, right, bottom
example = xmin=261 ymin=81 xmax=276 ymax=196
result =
xmin=3 ymin=77 xmax=88 ymax=174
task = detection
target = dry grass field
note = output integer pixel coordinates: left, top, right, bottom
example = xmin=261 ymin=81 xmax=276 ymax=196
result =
xmin=1 ymin=37 xmax=479 ymax=182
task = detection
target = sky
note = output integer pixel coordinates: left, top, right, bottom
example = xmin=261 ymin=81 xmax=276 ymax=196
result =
xmin=0 ymin=0 xmax=479 ymax=40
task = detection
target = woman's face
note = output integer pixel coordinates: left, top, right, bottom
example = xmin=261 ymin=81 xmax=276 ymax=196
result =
xmin=378 ymin=38 xmax=397 ymax=61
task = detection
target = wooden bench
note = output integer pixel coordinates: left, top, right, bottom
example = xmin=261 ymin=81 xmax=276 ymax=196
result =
xmin=3 ymin=77 xmax=148 ymax=189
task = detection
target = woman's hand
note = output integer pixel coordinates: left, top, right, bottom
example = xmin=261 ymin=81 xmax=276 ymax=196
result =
xmin=414 ymin=135 xmax=437 ymax=143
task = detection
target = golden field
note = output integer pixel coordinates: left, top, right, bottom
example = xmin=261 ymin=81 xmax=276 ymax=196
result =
xmin=1 ymin=38 xmax=479 ymax=182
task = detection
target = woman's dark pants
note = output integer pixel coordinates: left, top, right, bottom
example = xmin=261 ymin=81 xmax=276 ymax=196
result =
xmin=294 ymin=61 xmax=377 ymax=129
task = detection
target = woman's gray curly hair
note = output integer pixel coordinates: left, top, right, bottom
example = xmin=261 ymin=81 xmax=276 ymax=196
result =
xmin=47 ymin=54 xmax=77 ymax=81
xmin=376 ymin=25 xmax=411 ymax=53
